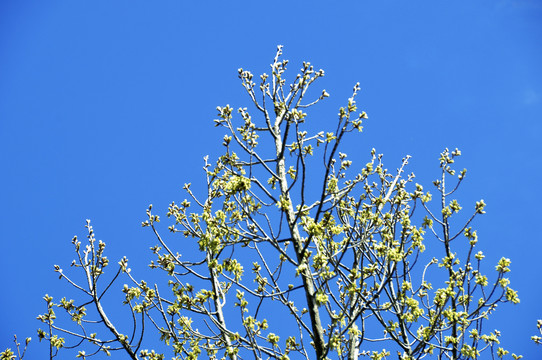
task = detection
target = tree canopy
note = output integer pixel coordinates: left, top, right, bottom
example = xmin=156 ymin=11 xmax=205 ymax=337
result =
xmin=2 ymin=46 xmax=537 ymax=360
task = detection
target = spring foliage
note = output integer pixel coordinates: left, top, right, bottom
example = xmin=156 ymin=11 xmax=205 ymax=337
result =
xmin=3 ymin=47 xmax=536 ymax=360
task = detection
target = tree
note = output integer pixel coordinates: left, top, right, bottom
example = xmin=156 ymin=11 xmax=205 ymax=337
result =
xmin=2 ymin=46 xmax=530 ymax=360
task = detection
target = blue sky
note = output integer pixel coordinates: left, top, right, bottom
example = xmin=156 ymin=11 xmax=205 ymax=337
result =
xmin=1 ymin=1 xmax=541 ymax=358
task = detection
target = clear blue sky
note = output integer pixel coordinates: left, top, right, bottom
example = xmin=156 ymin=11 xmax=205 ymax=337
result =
xmin=1 ymin=1 xmax=541 ymax=358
